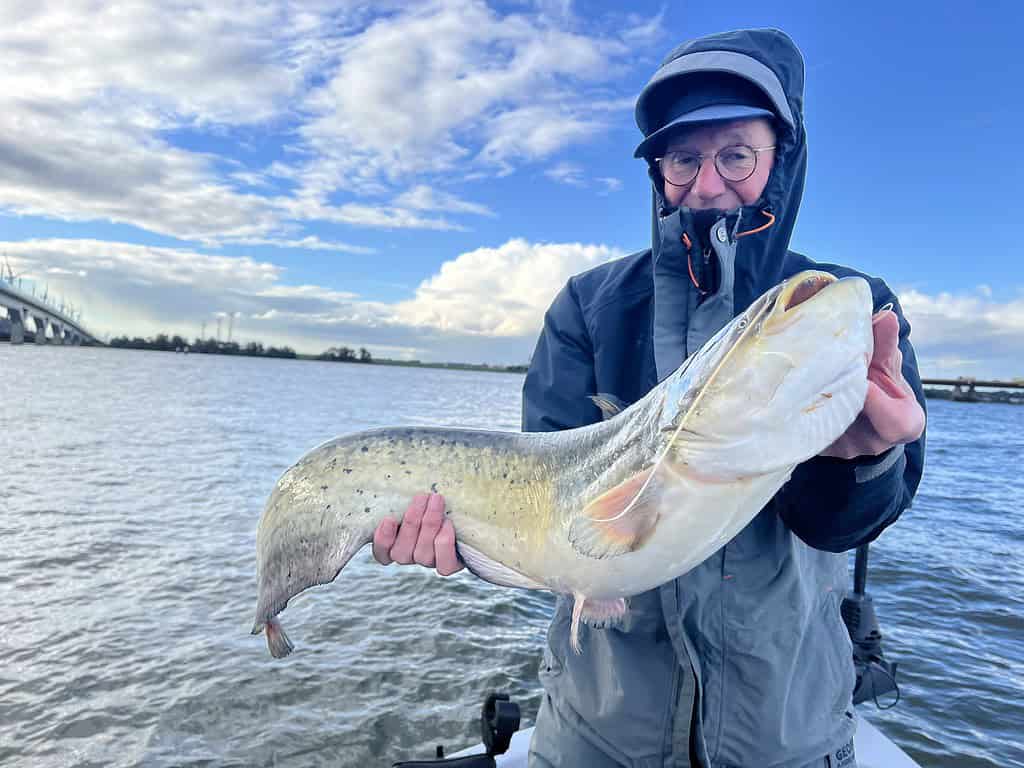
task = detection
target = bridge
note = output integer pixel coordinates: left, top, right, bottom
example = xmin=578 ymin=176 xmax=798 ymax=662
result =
xmin=0 ymin=280 xmax=98 ymax=345
xmin=921 ymin=377 xmax=1024 ymax=403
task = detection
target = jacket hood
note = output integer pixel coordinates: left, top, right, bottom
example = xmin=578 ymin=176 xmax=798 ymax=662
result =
xmin=637 ymin=28 xmax=808 ymax=309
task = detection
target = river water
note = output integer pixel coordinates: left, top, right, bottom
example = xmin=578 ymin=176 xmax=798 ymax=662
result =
xmin=1 ymin=346 xmax=1021 ymax=768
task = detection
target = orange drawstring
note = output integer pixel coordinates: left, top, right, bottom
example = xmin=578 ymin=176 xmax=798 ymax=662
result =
xmin=687 ymin=250 xmax=703 ymax=293
xmin=681 ymin=232 xmax=706 ymax=294
xmin=737 ymin=209 xmax=775 ymax=238
xmin=680 ymin=209 xmax=776 ymax=293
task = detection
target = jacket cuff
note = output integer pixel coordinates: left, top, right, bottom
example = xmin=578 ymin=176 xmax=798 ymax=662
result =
xmin=779 ymin=447 xmax=909 ymax=553
xmin=853 ymin=445 xmax=906 ymax=484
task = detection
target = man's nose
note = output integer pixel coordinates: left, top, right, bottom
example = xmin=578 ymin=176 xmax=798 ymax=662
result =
xmin=690 ymin=158 xmax=727 ymax=201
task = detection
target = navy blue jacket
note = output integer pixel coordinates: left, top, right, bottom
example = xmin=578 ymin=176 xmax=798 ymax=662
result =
xmin=523 ymin=249 xmax=925 ymax=552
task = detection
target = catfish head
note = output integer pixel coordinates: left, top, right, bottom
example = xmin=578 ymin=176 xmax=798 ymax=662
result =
xmin=660 ymin=270 xmax=875 ymax=479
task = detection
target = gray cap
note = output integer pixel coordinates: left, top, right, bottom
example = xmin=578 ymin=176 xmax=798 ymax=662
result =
xmin=634 ymin=73 xmax=777 ymax=159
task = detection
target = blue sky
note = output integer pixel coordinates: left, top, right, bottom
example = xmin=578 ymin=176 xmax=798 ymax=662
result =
xmin=1 ymin=0 xmax=1021 ymax=376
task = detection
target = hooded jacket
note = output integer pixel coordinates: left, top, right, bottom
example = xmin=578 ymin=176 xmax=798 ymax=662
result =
xmin=522 ymin=29 xmax=926 ymax=768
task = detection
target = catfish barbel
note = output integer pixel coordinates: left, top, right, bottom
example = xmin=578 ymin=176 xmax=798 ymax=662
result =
xmin=252 ymin=270 xmax=874 ymax=657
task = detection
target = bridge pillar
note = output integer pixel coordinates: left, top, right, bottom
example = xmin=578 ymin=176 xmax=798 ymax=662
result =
xmin=34 ymin=315 xmax=49 ymax=344
xmin=953 ymin=377 xmax=978 ymax=402
xmin=51 ymin=322 xmax=64 ymax=345
xmin=9 ymin=307 xmax=25 ymax=344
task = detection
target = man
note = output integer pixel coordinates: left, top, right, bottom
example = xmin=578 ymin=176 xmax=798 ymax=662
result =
xmin=375 ymin=28 xmax=926 ymax=768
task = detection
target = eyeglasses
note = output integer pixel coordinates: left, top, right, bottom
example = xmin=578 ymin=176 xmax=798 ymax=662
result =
xmin=656 ymin=144 xmax=776 ymax=187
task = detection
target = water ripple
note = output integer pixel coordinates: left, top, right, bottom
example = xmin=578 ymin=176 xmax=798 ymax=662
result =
xmin=0 ymin=348 xmax=1020 ymax=766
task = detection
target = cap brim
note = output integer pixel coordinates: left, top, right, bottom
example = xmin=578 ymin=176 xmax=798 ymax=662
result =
xmin=634 ymin=104 xmax=775 ymax=159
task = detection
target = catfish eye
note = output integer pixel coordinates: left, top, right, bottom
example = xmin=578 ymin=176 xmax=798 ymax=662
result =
xmin=737 ymin=317 xmax=749 ymax=329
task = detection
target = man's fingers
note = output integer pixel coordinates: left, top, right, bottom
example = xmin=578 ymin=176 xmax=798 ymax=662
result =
xmin=372 ymin=517 xmax=398 ymax=565
xmin=390 ymin=493 xmax=428 ymax=564
xmin=870 ymin=310 xmax=901 ymax=374
xmin=435 ymin=519 xmax=464 ymax=576
xmin=864 ymin=380 xmax=926 ymax=446
xmin=373 ymin=493 xmax=461 ymax=574
xmin=413 ymin=493 xmax=446 ymax=567
xmin=819 ymin=310 xmax=925 ymax=458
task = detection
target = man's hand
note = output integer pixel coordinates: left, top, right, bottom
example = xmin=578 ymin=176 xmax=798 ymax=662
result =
xmin=372 ymin=492 xmax=464 ymax=576
xmin=821 ymin=310 xmax=926 ymax=460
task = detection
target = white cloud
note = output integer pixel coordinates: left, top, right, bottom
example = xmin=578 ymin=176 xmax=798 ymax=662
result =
xmin=224 ymin=235 xmax=377 ymax=254
xmin=2 ymin=239 xmax=280 ymax=294
xmin=479 ymin=106 xmax=601 ymax=171
xmin=545 ymin=161 xmax=586 ymax=187
xmin=254 ymin=284 xmax=360 ymax=302
xmin=619 ymin=8 xmax=667 ymax=47
xmin=0 ymin=114 xmax=284 ymax=242
xmin=323 ymin=203 xmax=468 ymax=231
xmin=8 ymin=236 xmax=1023 ymax=376
xmin=395 ymin=186 xmax=495 ymax=216
xmin=394 ymin=238 xmax=623 ymax=335
xmin=1 ymin=1 xmax=310 ymax=125
xmin=0 ymin=1 xmax=332 ymax=242
xmin=898 ymin=288 xmax=1024 ymax=380
xmin=0 ymin=236 xmax=621 ymax=361
xmin=530 ymin=0 xmax=574 ymax=23
xmin=298 ymin=0 xmax=623 ymax=187
xmin=919 ymin=355 xmax=982 ymax=377
xmin=0 ymin=3 xmax=669 ymax=362
xmin=0 ymin=1 xmax=640 ymax=245
xmin=545 ymin=163 xmax=621 ymax=194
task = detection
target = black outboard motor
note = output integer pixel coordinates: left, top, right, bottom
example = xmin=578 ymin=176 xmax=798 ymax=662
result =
xmin=841 ymin=544 xmax=900 ymax=707
xmin=392 ymin=693 xmax=521 ymax=768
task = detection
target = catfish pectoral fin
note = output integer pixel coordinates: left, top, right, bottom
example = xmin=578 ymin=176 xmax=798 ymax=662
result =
xmin=569 ymin=466 xmax=661 ymax=558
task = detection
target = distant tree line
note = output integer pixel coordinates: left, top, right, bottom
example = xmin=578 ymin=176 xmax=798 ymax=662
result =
xmin=108 ymin=334 xmax=296 ymax=358
xmin=314 ymin=346 xmax=529 ymax=373
xmin=317 ymin=346 xmax=373 ymax=363
xmin=371 ymin=358 xmax=529 ymax=373
xmin=105 ymin=333 xmax=530 ymax=372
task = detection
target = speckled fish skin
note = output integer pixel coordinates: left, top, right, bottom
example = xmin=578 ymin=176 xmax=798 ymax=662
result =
xmin=252 ymin=271 xmax=875 ymax=658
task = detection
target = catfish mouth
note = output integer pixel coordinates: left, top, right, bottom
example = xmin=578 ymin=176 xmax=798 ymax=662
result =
xmin=779 ymin=272 xmax=837 ymax=312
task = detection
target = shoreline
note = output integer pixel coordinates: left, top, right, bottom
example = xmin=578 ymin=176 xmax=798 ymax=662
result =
xmin=4 ymin=338 xmax=1020 ymax=389
xmin=4 ymin=338 xmax=531 ymax=375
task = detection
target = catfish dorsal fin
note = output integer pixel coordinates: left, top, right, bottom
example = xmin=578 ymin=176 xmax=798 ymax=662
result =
xmin=568 ymin=466 xmax=662 ymax=559
xmin=589 ymin=393 xmax=627 ymax=420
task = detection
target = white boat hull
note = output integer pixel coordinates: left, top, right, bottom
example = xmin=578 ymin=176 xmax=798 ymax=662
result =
xmin=451 ymin=711 xmax=919 ymax=767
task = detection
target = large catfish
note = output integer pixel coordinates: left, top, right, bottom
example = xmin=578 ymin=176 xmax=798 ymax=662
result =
xmin=252 ymin=270 xmax=874 ymax=657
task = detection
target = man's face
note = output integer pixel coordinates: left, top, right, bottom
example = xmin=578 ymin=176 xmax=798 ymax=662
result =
xmin=660 ymin=117 xmax=776 ymax=211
